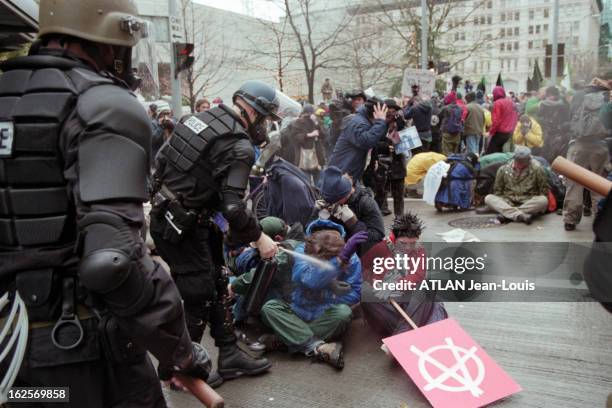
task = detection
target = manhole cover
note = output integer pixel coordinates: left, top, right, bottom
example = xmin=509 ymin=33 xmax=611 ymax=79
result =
xmin=448 ymin=216 xmax=503 ymax=229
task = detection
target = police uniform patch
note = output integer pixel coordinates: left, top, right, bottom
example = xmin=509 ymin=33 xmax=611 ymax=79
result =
xmin=183 ymin=116 xmax=208 ymax=135
xmin=0 ymin=121 xmax=14 ymax=157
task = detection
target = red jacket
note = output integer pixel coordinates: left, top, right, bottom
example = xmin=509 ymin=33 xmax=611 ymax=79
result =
xmin=490 ymin=86 xmax=518 ymax=136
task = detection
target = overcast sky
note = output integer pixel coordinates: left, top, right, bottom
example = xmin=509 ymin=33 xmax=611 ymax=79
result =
xmin=193 ymin=0 xmax=284 ymax=21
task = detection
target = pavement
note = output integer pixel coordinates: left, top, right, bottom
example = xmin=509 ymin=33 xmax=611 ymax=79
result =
xmin=165 ymin=200 xmax=611 ymax=408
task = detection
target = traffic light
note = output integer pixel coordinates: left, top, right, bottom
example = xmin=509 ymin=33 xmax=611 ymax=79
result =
xmin=437 ymin=61 xmax=451 ymax=75
xmin=174 ymin=43 xmax=194 ymax=77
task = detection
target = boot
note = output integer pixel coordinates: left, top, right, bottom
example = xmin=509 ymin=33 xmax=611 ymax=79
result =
xmin=217 ymin=344 xmax=271 ymax=380
xmin=313 ymin=342 xmax=344 ymax=369
xmin=206 ymin=370 xmax=224 ymax=388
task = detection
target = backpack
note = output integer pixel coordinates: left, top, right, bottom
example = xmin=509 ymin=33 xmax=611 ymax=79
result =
xmin=571 ymin=91 xmax=608 ymax=140
xmin=445 ymin=105 xmax=464 ymax=134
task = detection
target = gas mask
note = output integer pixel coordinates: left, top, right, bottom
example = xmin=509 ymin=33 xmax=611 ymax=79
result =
xmin=112 ymin=46 xmax=141 ymax=91
xmin=240 ymin=107 xmax=269 ymax=146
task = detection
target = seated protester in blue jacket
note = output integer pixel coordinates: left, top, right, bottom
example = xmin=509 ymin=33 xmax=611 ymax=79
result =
xmin=259 ymin=219 xmax=365 ymax=369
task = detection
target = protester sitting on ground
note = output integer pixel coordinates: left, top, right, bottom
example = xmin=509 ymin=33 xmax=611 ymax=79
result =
xmin=258 ymin=220 xmax=362 ymax=369
xmin=228 ymin=217 xmax=303 ymax=328
xmin=512 ymin=114 xmax=543 ymax=150
xmin=484 ymin=146 xmax=549 ymax=224
xmin=328 ymin=98 xmax=389 ymax=183
xmin=404 ymin=152 xmax=447 ymax=197
xmin=361 ymin=213 xmax=448 ymax=338
xmin=313 ymin=166 xmax=385 ymax=254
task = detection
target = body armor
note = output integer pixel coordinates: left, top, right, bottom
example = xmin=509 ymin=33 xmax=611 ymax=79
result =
xmin=0 ymin=57 xmax=110 ymax=250
xmin=156 ymin=105 xmax=251 ymax=210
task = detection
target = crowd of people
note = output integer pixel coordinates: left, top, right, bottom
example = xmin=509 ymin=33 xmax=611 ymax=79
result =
xmin=1 ymin=1 xmax=610 ymax=406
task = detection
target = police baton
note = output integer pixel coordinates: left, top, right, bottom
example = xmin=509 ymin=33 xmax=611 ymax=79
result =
xmin=174 ymin=374 xmax=224 ymax=408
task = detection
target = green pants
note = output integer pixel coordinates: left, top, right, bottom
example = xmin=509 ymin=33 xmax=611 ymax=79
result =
xmin=442 ymin=132 xmax=460 ymax=156
xmin=260 ymin=299 xmax=352 ymax=353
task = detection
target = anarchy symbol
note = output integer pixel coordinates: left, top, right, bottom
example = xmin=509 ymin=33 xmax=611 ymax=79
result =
xmin=410 ymin=337 xmax=485 ymax=397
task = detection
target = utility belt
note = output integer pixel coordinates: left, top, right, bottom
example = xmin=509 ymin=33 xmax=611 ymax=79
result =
xmin=2 ymin=269 xmax=146 ymax=366
xmin=151 ymin=184 xmax=213 ymax=243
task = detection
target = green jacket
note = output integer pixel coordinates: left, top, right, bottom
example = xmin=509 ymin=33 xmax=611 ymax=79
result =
xmin=231 ymin=239 xmax=301 ymax=301
xmin=493 ymin=159 xmax=549 ymax=205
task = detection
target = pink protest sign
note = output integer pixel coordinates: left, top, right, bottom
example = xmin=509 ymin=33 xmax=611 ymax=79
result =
xmin=383 ymin=318 xmax=521 ymax=408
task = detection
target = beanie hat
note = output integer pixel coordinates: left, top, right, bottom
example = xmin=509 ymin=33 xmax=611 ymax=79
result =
xmin=319 ymin=166 xmax=352 ymax=203
xmin=513 ymin=145 xmax=531 ymax=160
xmin=260 ymin=216 xmax=287 ymax=238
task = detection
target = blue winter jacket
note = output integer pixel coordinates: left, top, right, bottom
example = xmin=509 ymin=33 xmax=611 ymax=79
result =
xmin=290 ymin=220 xmax=362 ymax=321
xmin=328 ymin=106 xmax=388 ymax=181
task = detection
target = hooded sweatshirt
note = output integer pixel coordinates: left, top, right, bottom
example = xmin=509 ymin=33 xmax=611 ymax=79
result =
xmin=490 ymin=86 xmax=518 ymax=136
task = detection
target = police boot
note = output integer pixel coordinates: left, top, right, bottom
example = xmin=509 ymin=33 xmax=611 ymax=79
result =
xmin=217 ymin=344 xmax=271 ymax=380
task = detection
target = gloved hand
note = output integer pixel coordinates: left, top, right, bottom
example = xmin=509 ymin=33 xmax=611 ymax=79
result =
xmin=332 ymin=204 xmax=357 ymax=227
xmin=328 ymin=279 xmax=352 ymax=296
xmin=316 ymin=199 xmax=333 ymax=220
xmin=339 ymin=231 xmax=368 ymax=262
xmin=158 ymin=342 xmax=211 ymax=383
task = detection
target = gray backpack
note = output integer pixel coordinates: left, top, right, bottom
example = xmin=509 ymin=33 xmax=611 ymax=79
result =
xmin=572 ymin=91 xmax=608 ymax=140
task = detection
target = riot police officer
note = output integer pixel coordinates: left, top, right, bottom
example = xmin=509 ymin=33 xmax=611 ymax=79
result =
xmin=0 ymin=1 xmax=210 ymax=406
xmin=150 ymin=81 xmax=279 ymax=385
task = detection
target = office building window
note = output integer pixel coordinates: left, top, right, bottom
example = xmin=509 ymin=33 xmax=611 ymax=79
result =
xmin=529 ymin=25 xmax=533 ymax=34
xmin=487 ymin=15 xmax=492 ymax=24
xmin=544 ymin=8 xmax=549 ymax=18
xmin=515 ymin=11 xmax=520 ymax=20
xmin=529 ymin=9 xmax=534 ymax=19
xmin=500 ymin=43 xmax=505 ymax=51
xmin=514 ymin=27 xmax=519 ymax=36
xmin=514 ymin=41 xmax=519 ymax=50
xmin=501 ymin=13 xmax=506 ymax=22
xmin=528 ymin=41 xmax=533 ymax=49
xmin=544 ymin=24 xmax=548 ymax=33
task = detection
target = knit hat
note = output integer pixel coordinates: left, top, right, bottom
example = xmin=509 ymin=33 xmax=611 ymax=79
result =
xmin=319 ymin=166 xmax=352 ymax=203
xmin=260 ymin=216 xmax=287 ymax=238
xmin=513 ymin=145 xmax=532 ymax=160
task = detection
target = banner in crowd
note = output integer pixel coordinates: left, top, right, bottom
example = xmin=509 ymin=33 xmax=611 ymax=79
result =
xmin=402 ymin=68 xmax=436 ymax=99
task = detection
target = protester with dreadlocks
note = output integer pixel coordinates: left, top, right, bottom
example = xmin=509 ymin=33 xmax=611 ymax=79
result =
xmin=360 ymin=213 xmax=448 ymax=338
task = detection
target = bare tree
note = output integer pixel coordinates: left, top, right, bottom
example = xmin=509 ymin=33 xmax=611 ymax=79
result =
xmin=179 ymin=0 xmax=233 ymax=112
xmin=281 ymin=0 xmax=360 ymax=103
xmin=241 ymin=14 xmax=298 ymax=92
xmin=372 ymin=0 xmax=491 ymax=70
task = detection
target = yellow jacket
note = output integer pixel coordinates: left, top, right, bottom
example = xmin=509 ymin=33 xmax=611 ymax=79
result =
xmin=405 ymin=152 xmax=447 ymax=185
xmin=512 ymin=117 xmax=543 ymax=148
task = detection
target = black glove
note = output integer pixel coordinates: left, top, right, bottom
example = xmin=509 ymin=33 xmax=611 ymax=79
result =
xmin=158 ymin=342 xmax=211 ymax=382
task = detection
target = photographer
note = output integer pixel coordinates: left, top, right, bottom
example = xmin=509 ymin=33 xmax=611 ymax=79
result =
xmin=151 ymin=102 xmax=176 ymax=158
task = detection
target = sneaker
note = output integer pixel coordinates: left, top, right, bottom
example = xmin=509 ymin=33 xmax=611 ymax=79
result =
xmin=314 ymin=342 xmax=344 ymax=369
xmin=564 ymin=223 xmax=576 ymax=231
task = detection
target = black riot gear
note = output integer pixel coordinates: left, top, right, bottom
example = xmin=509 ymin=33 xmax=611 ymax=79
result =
xmin=151 ymin=100 xmax=272 ymax=381
xmin=233 ymin=80 xmax=280 ymax=145
xmin=0 ymin=47 xmax=204 ymax=406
